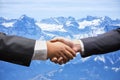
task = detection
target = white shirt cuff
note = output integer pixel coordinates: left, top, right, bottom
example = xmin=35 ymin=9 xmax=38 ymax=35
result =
xmin=79 ymin=40 xmax=84 ymax=53
xmin=32 ymin=40 xmax=47 ymax=60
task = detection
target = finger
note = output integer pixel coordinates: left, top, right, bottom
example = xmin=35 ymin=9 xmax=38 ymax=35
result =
xmin=60 ymin=47 xmax=74 ymax=60
xmin=64 ymin=49 xmax=74 ymax=60
xmin=59 ymin=61 xmax=64 ymax=65
xmin=51 ymin=57 xmax=58 ymax=63
xmin=57 ymin=57 xmax=70 ymax=64
xmin=57 ymin=57 xmax=64 ymax=65
xmin=65 ymin=46 xmax=76 ymax=57
xmin=59 ymin=52 xmax=69 ymax=62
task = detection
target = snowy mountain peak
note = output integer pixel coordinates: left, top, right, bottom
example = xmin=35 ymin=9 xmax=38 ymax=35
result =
xmin=78 ymin=16 xmax=101 ymax=22
xmin=0 ymin=15 xmax=120 ymax=80
xmin=19 ymin=15 xmax=30 ymax=20
xmin=19 ymin=15 xmax=35 ymax=23
xmin=40 ymin=17 xmax=60 ymax=24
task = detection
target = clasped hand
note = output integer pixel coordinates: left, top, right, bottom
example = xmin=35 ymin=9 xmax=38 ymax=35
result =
xmin=47 ymin=37 xmax=81 ymax=65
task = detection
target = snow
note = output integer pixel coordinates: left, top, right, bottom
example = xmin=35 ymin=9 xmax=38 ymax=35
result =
xmin=81 ymin=57 xmax=91 ymax=62
xmin=112 ymin=24 xmax=120 ymax=26
xmin=94 ymin=56 xmax=105 ymax=63
xmin=53 ymin=18 xmax=60 ymax=24
xmin=0 ymin=15 xmax=120 ymax=80
xmin=104 ymin=66 xmax=120 ymax=72
xmin=66 ymin=21 xmax=74 ymax=26
xmin=47 ymin=70 xmax=57 ymax=77
xmin=30 ymin=74 xmax=51 ymax=80
xmin=36 ymin=22 xmax=66 ymax=32
xmin=92 ymin=27 xmax=105 ymax=36
xmin=58 ymin=69 xmax=63 ymax=73
xmin=112 ymin=67 xmax=120 ymax=72
xmin=2 ymin=22 xmax=14 ymax=27
xmin=78 ymin=19 xmax=101 ymax=29
xmin=104 ymin=66 xmax=108 ymax=69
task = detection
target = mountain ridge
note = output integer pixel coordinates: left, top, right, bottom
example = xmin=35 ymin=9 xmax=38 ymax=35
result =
xmin=0 ymin=15 xmax=120 ymax=80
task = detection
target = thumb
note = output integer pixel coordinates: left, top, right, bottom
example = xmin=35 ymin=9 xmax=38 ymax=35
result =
xmin=50 ymin=38 xmax=58 ymax=42
xmin=50 ymin=37 xmax=65 ymax=42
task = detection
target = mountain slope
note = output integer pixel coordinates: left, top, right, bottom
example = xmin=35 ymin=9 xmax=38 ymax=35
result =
xmin=0 ymin=15 xmax=120 ymax=80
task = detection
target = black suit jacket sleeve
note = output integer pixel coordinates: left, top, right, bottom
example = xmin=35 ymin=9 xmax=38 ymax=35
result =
xmin=0 ymin=33 xmax=35 ymax=66
xmin=81 ymin=28 xmax=120 ymax=57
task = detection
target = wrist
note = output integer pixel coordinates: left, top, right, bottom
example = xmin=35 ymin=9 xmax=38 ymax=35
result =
xmin=73 ymin=40 xmax=82 ymax=52
xmin=32 ymin=40 xmax=47 ymax=60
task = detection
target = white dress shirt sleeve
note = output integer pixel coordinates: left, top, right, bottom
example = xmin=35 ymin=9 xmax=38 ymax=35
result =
xmin=79 ymin=40 xmax=85 ymax=56
xmin=73 ymin=40 xmax=84 ymax=55
xmin=79 ymin=40 xmax=84 ymax=53
xmin=32 ymin=40 xmax=47 ymax=60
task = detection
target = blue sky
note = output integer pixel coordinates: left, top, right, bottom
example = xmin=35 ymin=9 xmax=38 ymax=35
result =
xmin=0 ymin=0 xmax=120 ymax=20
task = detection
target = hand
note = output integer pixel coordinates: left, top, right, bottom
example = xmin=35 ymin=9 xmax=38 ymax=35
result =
xmin=51 ymin=37 xmax=81 ymax=52
xmin=50 ymin=37 xmax=82 ymax=64
xmin=46 ymin=41 xmax=76 ymax=65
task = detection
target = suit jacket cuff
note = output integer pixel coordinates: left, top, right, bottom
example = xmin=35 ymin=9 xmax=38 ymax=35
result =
xmin=32 ymin=41 xmax=47 ymax=60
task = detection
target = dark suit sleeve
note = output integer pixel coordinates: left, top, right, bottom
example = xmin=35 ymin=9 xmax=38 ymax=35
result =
xmin=0 ymin=33 xmax=35 ymax=66
xmin=81 ymin=28 xmax=120 ymax=57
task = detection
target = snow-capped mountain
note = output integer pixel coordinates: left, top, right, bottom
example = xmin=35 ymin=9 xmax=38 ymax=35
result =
xmin=0 ymin=15 xmax=42 ymax=39
xmin=0 ymin=15 xmax=120 ymax=80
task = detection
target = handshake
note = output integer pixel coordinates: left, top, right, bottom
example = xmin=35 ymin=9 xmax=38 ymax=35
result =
xmin=46 ymin=37 xmax=82 ymax=65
